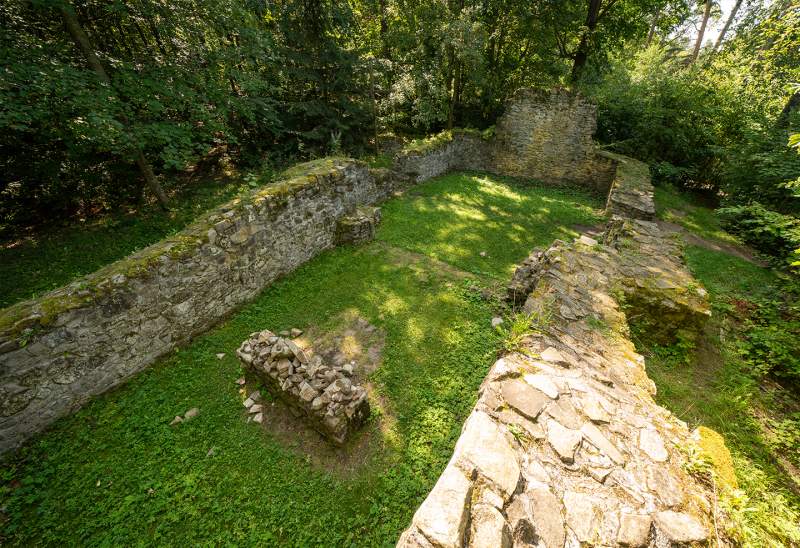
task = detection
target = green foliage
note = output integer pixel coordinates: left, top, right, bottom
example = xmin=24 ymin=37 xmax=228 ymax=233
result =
xmin=717 ymin=203 xmax=800 ymax=266
xmin=0 ymin=172 xmax=604 ymax=545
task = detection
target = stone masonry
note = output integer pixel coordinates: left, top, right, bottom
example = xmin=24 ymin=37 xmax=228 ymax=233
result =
xmin=335 ymin=206 xmax=382 ymax=246
xmin=397 ymin=167 xmax=726 ymax=546
xmin=237 ymin=330 xmax=370 ymax=444
xmin=0 ymin=87 xmax=658 ymax=454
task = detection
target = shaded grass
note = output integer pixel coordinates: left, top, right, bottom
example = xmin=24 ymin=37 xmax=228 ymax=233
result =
xmin=0 ymin=172 xmax=602 ymax=545
xmin=654 ymin=184 xmax=739 ymax=244
xmin=0 ymin=178 xmax=248 ymax=308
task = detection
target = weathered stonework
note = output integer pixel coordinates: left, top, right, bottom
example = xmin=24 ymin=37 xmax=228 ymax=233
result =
xmin=398 ymin=169 xmax=728 ymax=547
xmin=491 ymin=88 xmax=603 ymax=189
xmin=237 ymin=330 xmax=369 ymax=444
xmin=0 ymin=158 xmax=406 ymax=454
xmin=335 ymin=206 xmax=382 ymax=246
xmin=393 ymin=130 xmax=491 ymax=183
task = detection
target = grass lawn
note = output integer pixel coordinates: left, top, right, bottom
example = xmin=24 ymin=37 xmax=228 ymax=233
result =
xmin=0 ymin=172 xmax=603 ymax=545
xmin=633 ymin=187 xmax=800 ymax=546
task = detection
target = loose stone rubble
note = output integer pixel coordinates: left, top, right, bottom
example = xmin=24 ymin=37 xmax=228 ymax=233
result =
xmin=335 ymin=206 xmax=382 ymax=245
xmin=237 ymin=329 xmax=370 ymax=445
xmin=399 ymin=167 xmax=726 ymax=547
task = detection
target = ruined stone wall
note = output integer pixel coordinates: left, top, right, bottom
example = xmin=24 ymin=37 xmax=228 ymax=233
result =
xmin=0 ymin=159 xmax=408 ymax=454
xmin=492 ymin=88 xmax=604 ymax=189
xmin=398 ymin=161 xmax=728 ymax=547
xmin=393 ymin=130 xmax=491 ymax=183
xmin=0 ymin=88 xmax=644 ymax=455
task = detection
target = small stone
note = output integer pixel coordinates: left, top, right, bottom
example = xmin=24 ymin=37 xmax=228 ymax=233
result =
xmin=639 ymin=428 xmax=668 ymax=462
xmin=563 ymin=490 xmax=596 ymax=543
xmin=618 ymin=513 xmax=651 ymax=547
xmin=343 ymin=363 xmax=354 ymax=376
xmin=290 ymin=328 xmax=303 ymax=338
xmin=411 ymin=465 xmax=472 ymax=547
xmin=523 ymin=374 xmax=559 ymax=399
xmin=184 ymin=408 xmax=200 ymax=420
xmin=501 ymin=380 xmax=548 ymax=421
xmin=169 ymin=416 xmax=183 ymax=426
xmin=279 ymin=330 xmax=290 ymax=337
xmin=243 ymin=397 xmax=254 ymax=408
xmin=252 ymin=412 xmax=264 ymax=424
xmin=249 ymin=404 xmax=263 ymax=414
xmin=235 ymin=377 xmax=246 ymax=385
xmin=578 ymin=235 xmax=598 ymax=246
xmin=540 ymin=347 xmax=567 ymax=364
xmin=468 ymin=504 xmax=511 ymax=548
xmin=454 ymin=411 xmax=520 ymax=498
xmin=581 ymin=422 xmax=625 ymax=464
xmin=653 ymin=511 xmax=707 ymax=543
xmin=491 ymin=317 xmax=504 ymax=328
xmin=248 ymin=391 xmax=261 ymax=402
xmin=216 ymin=353 xmax=226 ymax=360
xmin=206 ymin=447 xmax=216 ymax=457
xmin=480 ymin=251 xmax=487 ymax=257
xmin=299 ymin=382 xmax=318 ymax=403
xmin=547 ymin=419 xmax=582 ymax=463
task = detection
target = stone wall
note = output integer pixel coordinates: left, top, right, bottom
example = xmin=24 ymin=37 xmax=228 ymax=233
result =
xmin=491 ymin=88 xmax=604 ymax=189
xmin=0 ymin=158 xmax=408 ymax=454
xmin=397 ymin=164 xmax=731 ymax=547
xmin=393 ymin=130 xmax=491 ymax=183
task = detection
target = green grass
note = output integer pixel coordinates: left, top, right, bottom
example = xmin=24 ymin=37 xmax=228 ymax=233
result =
xmin=380 ymin=172 xmax=603 ymax=280
xmin=634 ymin=193 xmax=800 ymax=545
xmin=0 ymin=172 xmax=603 ymax=546
xmin=654 ymin=184 xmax=739 ymax=244
xmin=0 ymin=177 xmax=250 ymax=309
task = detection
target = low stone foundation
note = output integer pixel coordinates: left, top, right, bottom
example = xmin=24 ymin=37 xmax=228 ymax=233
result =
xmin=237 ymin=329 xmax=370 ymax=445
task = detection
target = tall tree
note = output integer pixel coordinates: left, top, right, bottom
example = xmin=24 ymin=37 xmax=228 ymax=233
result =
xmin=690 ymin=0 xmax=712 ymax=63
xmin=711 ymin=0 xmax=743 ymax=52
xmin=58 ymin=2 xmax=169 ymax=208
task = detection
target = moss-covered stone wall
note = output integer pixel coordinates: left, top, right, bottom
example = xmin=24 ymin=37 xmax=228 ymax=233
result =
xmin=0 ymin=158 xmax=410 ymax=454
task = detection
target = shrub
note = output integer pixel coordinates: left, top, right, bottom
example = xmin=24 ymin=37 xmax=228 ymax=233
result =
xmin=717 ymin=203 xmax=800 ymax=265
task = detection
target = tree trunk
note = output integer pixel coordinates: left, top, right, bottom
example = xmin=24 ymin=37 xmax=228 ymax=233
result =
xmin=570 ymin=0 xmax=602 ymax=83
xmin=59 ymin=2 xmax=169 ymax=209
xmin=712 ymin=0 xmax=743 ymax=53
xmin=690 ymin=0 xmax=712 ymax=63
xmin=646 ymin=9 xmax=660 ymax=46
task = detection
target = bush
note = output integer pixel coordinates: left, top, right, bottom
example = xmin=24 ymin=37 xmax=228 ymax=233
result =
xmin=717 ymin=203 xmax=800 ymax=265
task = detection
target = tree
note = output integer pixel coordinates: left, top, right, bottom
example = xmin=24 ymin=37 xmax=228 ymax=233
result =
xmin=711 ymin=0 xmax=743 ymax=53
xmin=58 ymin=1 xmax=169 ymax=209
xmin=689 ymin=0 xmax=713 ymax=63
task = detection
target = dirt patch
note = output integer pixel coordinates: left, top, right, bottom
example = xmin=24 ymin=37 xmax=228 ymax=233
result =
xmin=656 ymin=219 xmax=768 ymax=266
xmin=239 ymin=310 xmax=393 ymax=476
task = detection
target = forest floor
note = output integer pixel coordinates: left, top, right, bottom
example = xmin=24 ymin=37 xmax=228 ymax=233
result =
xmin=0 ymin=172 xmax=604 ymax=545
xmin=632 ymin=185 xmax=800 ymax=545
